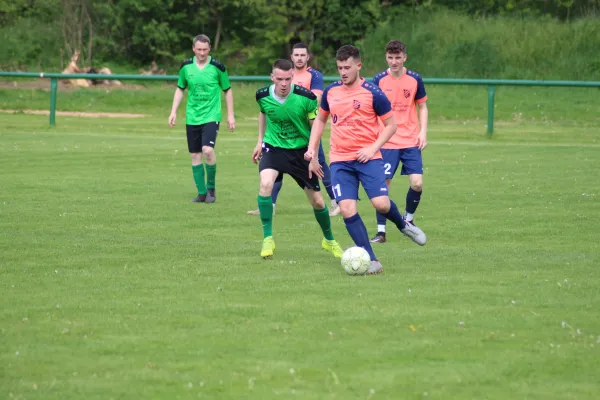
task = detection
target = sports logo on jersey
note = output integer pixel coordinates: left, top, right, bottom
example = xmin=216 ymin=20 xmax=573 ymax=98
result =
xmin=403 ymin=89 xmax=411 ymax=98
xmin=332 ymin=114 xmax=338 ymax=124
xmin=353 ymin=100 xmax=360 ymax=109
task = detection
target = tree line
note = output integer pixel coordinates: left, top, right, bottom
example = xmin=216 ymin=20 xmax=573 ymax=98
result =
xmin=1 ymin=0 xmax=599 ymax=76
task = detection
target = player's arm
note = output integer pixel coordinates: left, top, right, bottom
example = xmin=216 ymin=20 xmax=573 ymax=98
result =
xmin=252 ymin=112 xmax=266 ymax=163
xmin=224 ymin=88 xmax=235 ymax=132
xmin=219 ymin=66 xmax=236 ymax=131
xmin=306 ymin=112 xmax=327 ymax=178
xmin=168 ymin=88 xmax=185 ymax=127
xmin=415 ymin=76 xmax=428 ymax=150
xmin=307 ymin=112 xmax=327 ymax=160
xmin=169 ymin=67 xmax=187 ymax=127
xmin=356 ymin=116 xmax=397 ymax=163
xmin=417 ymin=101 xmax=428 ymax=151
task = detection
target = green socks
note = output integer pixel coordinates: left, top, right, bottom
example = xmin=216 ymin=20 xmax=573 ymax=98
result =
xmin=258 ymin=195 xmax=273 ymax=238
xmin=192 ymin=164 xmax=206 ymax=195
xmin=206 ymin=164 xmax=217 ymax=189
xmin=314 ymin=206 xmax=334 ymax=240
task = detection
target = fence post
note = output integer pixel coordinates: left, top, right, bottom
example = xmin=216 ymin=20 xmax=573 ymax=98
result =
xmin=49 ymin=78 xmax=58 ymax=126
xmin=487 ymin=85 xmax=496 ymax=135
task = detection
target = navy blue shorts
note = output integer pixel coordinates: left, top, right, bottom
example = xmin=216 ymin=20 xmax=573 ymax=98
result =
xmin=381 ymin=147 xmax=423 ymax=179
xmin=330 ymin=159 xmax=389 ymax=201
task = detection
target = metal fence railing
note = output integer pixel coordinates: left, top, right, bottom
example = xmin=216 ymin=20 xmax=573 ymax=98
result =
xmin=1 ymin=71 xmax=599 ymax=134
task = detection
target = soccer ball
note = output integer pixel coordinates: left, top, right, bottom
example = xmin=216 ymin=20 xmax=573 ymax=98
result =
xmin=341 ymin=246 xmax=371 ymax=276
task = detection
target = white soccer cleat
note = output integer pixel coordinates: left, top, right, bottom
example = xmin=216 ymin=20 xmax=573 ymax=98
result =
xmin=367 ymin=260 xmax=384 ymax=275
xmin=329 ymin=202 xmax=340 ymax=216
xmin=400 ymin=221 xmax=427 ymax=246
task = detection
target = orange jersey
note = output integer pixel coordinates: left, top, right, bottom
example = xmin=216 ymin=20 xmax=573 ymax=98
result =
xmin=320 ymin=78 xmax=393 ymax=163
xmin=292 ymin=67 xmax=324 ymax=96
xmin=372 ymin=68 xmax=427 ymax=149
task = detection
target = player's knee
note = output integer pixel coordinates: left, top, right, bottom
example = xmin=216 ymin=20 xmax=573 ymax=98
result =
xmin=339 ymin=201 xmax=357 ymax=218
xmin=202 ymin=146 xmax=215 ymax=159
xmin=259 ymin=180 xmax=274 ymax=196
xmin=372 ymin=197 xmax=391 ymax=214
xmin=410 ymin=177 xmax=423 ymax=192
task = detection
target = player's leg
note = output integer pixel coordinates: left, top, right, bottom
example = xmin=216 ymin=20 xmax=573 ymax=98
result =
xmin=400 ymin=147 xmax=424 ymax=224
xmin=287 ymin=148 xmax=342 ymax=258
xmin=187 ymin=124 xmax=207 ymax=203
xmin=257 ymin=168 xmax=279 ymax=258
xmin=303 ymin=187 xmax=343 ymax=258
xmin=371 ymin=149 xmax=401 ymax=243
xmin=359 ymin=160 xmax=426 ymax=247
xmin=248 ymin=174 xmax=281 ymax=215
xmin=317 ymin=141 xmax=339 ymax=216
xmin=331 ymin=162 xmax=380 ymax=268
xmin=201 ymin=122 xmax=220 ymax=203
xmin=406 ymin=174 xmax=423 ymax=223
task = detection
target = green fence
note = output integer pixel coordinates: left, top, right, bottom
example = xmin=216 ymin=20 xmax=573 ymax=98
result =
xmin=1 ymin=71 xmax=599 ymax=134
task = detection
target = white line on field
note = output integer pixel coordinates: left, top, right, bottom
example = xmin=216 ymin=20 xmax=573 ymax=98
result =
xmin=16 ymin=132 xmax=600 ymax=148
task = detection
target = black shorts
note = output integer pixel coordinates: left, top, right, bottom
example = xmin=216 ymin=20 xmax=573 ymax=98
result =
xmin=258 ymin=143 xmax=320 ymax=191
xmin=186 ymin=122 xmax=219 ymax=153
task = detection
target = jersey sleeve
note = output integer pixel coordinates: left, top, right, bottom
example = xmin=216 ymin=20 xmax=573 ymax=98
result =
xmin=319 ymin=86 xmax=331 ymax=115
xmin=177 ymin=67 xmax=187 ymax=90
xmin=371 ymin=73 xmax=382 ymax=88
xmin=415 ymin=75 xmax=427 ymax=103
xmin=306 ymin=96 xmax=318 ymax=120
xmin=219 ymin=69 xmax=231 ymax=91
xmin=310 ymin=70 xmax=324 ymax=93
xmin=373 ymin=89 xmax=393 ymax=120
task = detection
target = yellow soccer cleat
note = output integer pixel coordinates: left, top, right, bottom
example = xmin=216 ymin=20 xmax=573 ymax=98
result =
xmin=322 ymin=238 xmax=344 ymax=258
xmin=261 ymin=236 xmax=276 ymax=259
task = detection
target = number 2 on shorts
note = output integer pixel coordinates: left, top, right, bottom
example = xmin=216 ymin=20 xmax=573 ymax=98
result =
xmin=384 ymin=163 xmax=392 ymax=175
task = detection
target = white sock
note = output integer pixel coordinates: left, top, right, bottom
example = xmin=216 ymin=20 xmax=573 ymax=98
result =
xmin=405 ymin=212 xmax=414 ymax=221
xmin=330 ymin=199 xmax=337 ymax=207
xmin=377 ymin=224 xmax=386 ymax=233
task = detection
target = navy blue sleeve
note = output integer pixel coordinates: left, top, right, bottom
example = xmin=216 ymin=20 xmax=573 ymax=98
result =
xmin=310 ymin=69 xmax=324 ymax=92
xmin=320 ymin=86 xmax=331 ymax=112
xmin=415 ymin=74 xmax=427 ymax=101
xmin=372 ymin=88 xmax=392 ymax=117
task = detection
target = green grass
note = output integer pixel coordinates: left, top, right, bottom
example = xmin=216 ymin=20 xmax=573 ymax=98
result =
xmin=1 ymin=83 xmax=599 ymax=399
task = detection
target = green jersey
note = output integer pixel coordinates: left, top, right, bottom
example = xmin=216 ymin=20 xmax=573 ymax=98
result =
xmin=256 ymin=84 xmax=318 ymax=150
xmin=177 ymin=56 xmax=231 ymax=125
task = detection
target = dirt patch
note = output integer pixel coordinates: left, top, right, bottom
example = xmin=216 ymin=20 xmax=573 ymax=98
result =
xmin=0 ymin=109 xmax=148 ymax=118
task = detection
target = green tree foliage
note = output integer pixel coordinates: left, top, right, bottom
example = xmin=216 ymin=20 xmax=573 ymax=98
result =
xmin=0 ymin=0 xmax=598 ymax=77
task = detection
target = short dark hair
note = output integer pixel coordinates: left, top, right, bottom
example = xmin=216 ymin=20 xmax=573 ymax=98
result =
xmin=336 ymin=45 xmax=361 ymax=62
xmin=385 ymin=40 xmax=406 ymax=54
xmin=292 ymin=42 xmax=309 ymax=51
xmin=272 ymin=59 xmax=293 ymax=71
xmin=193 ymin=34 xmax=211 ymax=46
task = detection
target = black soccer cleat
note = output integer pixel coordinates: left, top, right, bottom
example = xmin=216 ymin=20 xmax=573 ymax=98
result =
xmin=191 ymin=194 xmax=207 ymax=203
xmin=369 ymin=232 xmax=387 ymax=244
xmin=205 ymin=189 xmax=216 ymax=203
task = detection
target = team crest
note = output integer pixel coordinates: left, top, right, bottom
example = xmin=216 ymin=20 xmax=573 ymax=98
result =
xmin=353 ymin=100 xmax=361 ymax=109
xmin=403 ymin=89 xmax=411 ymax=98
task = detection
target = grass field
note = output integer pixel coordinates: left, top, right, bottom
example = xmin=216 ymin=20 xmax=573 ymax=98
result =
xmin=1 ymin=83 xmax=600 ymax=399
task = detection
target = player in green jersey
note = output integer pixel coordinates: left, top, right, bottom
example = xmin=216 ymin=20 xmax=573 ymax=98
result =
xmin=168 ymin=34 xmax=235 ymax=203
xmin=252 ymin=59 xmax=343 ymax=259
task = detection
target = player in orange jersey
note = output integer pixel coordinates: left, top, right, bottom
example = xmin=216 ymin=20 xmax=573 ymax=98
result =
xmin=247 ymin=43 xmax=340 ymax=216
xmin=369 ymin=40 xmax=429 ymax=244
xmin=305 ymin=45 xmax=426 ymax=275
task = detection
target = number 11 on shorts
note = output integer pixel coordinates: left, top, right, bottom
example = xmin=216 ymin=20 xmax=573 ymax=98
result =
xmin=333 ymin=184 xmax=342 ymax=199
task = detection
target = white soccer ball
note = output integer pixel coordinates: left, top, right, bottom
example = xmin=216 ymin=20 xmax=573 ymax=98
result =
xmin=341 ymin=246 xmax=371 ymax=276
